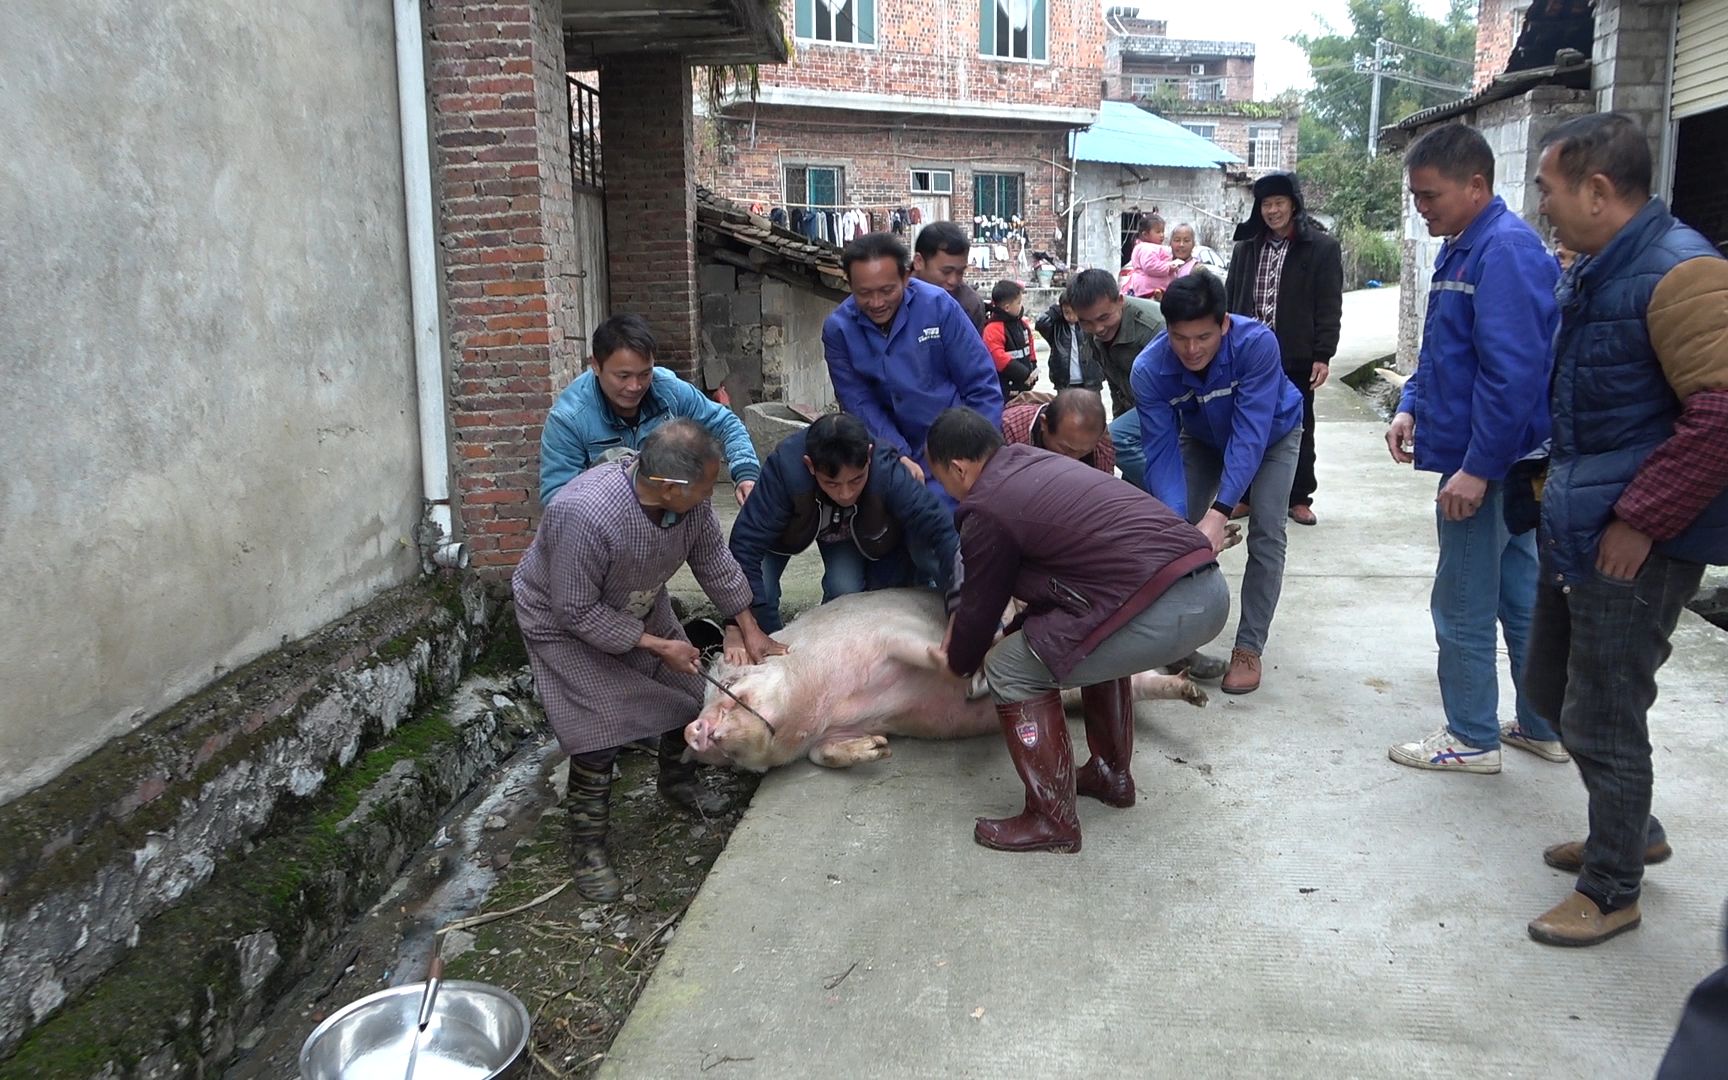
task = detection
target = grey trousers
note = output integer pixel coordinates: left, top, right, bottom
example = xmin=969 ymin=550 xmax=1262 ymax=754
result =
xmin=984 ymin=566 xmax=1231 ymax=703
xmin=1180 ymin=427 xmax=1300 ymax=654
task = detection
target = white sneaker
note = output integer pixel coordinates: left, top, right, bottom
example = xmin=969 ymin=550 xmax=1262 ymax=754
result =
xmin=1389 ymin=727 xmax=1502 ymax=774
xmin=1500 ymin=723 xmax=1570 ymax=763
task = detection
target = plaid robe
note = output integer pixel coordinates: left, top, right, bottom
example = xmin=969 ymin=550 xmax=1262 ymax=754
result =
xmin=512 ymin=458 xmax=753 ymax=754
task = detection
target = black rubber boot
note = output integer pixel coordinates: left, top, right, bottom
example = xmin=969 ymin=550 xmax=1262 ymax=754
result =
xmin=658 ymin=728 xmax=735 ymax=816
xmin=565 ymin=760 xmax=624 ymax=902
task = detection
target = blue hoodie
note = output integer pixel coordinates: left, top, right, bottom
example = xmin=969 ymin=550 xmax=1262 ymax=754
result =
xmin=1397 ymin=196 xmax=1558 ymax=480
xmin=1132 ymin=316 xmax=1304 ymax=517
xmin=538 ymin=366 xmax=760 ymax=505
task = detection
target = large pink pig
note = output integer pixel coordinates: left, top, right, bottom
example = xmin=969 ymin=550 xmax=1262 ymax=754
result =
xmin=683 ymin=589 xmax=1206 ymax=771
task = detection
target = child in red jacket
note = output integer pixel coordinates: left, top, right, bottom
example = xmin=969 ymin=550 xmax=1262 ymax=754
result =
xmin=982 ymin=279 xmax=1039 ymax=399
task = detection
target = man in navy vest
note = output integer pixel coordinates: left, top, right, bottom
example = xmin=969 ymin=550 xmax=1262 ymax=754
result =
xmin=1524 ymin=113 xmax=1728 ymax=947
xmin=1384 ymin=123 xmax=1567 ymax=777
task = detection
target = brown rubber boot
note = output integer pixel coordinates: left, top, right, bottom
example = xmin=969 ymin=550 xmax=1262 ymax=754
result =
xmin=1076 ymin=677 xmax=1136 ymax=808
xmin=658 ymin=728 xmax=735 ymax=817
xmin=565 ymin=761 xmax=624 ymax=902
xmin=975 ymin=691 xmax=1082 ymax=854
xmin=1543 ymin=838 xmax=1672 ymax=873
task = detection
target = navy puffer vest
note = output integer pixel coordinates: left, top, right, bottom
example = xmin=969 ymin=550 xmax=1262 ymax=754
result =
xmin=1542 ymin=198 xmax=1728 ymax=584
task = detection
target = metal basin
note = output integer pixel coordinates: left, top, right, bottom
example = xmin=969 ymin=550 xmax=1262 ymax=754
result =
xmin=299 ymin=980 xmax=530 ymax=1080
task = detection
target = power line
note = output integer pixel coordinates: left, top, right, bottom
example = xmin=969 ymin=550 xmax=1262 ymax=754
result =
xmin=1379 ymin=37 xmax=1474 ymax=67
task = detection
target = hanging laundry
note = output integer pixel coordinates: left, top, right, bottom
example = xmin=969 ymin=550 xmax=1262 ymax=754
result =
xmin=996 ymin=0 xmax=1032 ymax=31
xmin=770 ymin=207 xmax=789 ymax=229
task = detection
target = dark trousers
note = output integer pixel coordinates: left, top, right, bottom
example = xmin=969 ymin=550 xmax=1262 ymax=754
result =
xmin=1284 ymin=360 xmax=1318 ymax=508
xmin=1523 ymin=551 xmax=1704 ymax=910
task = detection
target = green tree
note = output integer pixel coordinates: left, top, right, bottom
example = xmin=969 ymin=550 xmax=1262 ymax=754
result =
xmin=1295 ymin=0 xmax=1476 ymax=148
xmin=1292 ymin=0 xmax=1474 ymax=232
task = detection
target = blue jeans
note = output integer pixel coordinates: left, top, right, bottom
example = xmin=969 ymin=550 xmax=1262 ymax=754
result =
xmin=1430 ymin=477 xmax=1555 ymax=749
xmin=1523 ymin=550 xmax=1703 ymax=910
xmin=1109 ymin=411 xmax=1146 ymax=490
xmin=757 ymin=544 xmax=916 ymax=633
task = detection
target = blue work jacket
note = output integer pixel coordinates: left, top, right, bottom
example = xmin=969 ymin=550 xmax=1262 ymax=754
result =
xmin=1131 ymin=316 xmax=1303 ymax=517
xmin=1397 ymin=197 xmax=1558 ymax=480
xmin=538 ymin=366 xmax=760 ymax=505
xmin=821 ymin=277 xmax=1003 ymax=479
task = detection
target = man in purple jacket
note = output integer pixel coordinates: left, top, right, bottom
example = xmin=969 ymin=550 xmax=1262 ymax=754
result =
xmin=924 ymin=408 xmax=1230 ymax=854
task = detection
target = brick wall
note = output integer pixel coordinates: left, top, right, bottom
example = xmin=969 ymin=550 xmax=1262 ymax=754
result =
xmin=428 ymin=0 xmax=581 ymax=574
xmin=599 ymin=54 xmax=700 ymax=378
xmin=760 ymin=0 xmax=1103 ymax=112
xmin=1593 ymin=0 xmax=1677 ymax=164
xmin=1474 ymin=0 xmax=1525 ymax=89
xmin=697 ymin=108 xmax=1071 ymax=258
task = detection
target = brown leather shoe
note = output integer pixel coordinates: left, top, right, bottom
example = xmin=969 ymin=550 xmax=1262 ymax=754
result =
xmin=1527 ymin=891 xmax=1641 ymax=947
xmin=1288 ymin=505 xmax=1318 ymax=526
xmin=1229 ymin=501 xmax=1251 ymax=520
xmin=975 ymin=691 xmax=1081 ymax=853
xmin=1220 ymin=647 xmax=1262 ymax=695
xmin=1543 ymin=838 xmax=1672 ymax=873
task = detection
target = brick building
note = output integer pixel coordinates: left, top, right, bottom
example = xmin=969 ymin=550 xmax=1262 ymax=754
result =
xmin=697 ymin=0 xmax=1104 ymax=272
xmin=1101 ymin=8 xmax=1299 ymax=179
xmin=428 ymin=0 xmax=785 ymax=573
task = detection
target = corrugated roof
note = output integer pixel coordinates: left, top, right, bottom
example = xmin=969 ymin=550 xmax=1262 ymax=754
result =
xmin=1070 ymin=101 xmax=1242 ymax=168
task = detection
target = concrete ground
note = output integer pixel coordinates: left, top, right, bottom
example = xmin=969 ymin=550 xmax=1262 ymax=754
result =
xmin=632 ymin=288 xmax=1728 ymax=1078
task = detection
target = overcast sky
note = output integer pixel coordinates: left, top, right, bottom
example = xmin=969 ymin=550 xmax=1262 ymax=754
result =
xmin=1115 ymin=0 xmax=1462 ymax=97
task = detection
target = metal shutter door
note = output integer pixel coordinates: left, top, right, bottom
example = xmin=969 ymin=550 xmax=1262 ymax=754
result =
xmin=1674 ymin=0 xmax=1728 ymax=120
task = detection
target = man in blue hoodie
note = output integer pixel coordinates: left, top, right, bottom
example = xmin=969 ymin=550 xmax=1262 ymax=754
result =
xmin=1132 ymin=272 xmax=1304 ymax=695
xmin=729 ymin=412 xmax=958 ymax=634
xmin=538 ymin=314 xmax=761 ymax=506
xmin=823 ymin=232 xmax=1004 ymax=510
xmin=1385 ymin=123 xmax=1566 ymax=778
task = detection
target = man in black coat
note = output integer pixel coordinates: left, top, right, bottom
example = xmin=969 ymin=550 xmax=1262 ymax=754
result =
xmin=1226 ymin=172 xmax=1344 ymax=526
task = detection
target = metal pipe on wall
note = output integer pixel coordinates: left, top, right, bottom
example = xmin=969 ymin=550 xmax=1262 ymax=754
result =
xmin=392 ymin=0 xmax=467 ymax=571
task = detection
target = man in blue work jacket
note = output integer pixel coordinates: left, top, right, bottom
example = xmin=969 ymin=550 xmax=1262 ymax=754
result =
xmin=538 ymin=314 xmax=761 ymax=506
xmin=1384 ymin=123 xmax=1565 ymax=778
xmin=1132 ymin=272 xmax=1304 ymax=695
xmin=822 ymin=232 xmax=1003 ymax=510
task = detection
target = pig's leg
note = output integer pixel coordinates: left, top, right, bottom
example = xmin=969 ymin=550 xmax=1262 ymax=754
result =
xmin=1058 ymin=672 xmax=1207 ymax=709
xmin=808 ymin=734 xmax=892 ymax=768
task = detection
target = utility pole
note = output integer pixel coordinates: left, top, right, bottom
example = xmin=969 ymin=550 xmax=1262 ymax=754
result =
xmin=1367 ymin=37 xmax=1385 ymax=158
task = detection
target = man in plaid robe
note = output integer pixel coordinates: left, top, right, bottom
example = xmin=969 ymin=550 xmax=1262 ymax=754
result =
xmin=513 ymin=419 xmax=783 ymax=901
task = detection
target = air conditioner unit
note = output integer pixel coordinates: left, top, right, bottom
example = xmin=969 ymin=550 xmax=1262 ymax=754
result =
xmin=1190 ymin=64 xmax=1206 ymax=75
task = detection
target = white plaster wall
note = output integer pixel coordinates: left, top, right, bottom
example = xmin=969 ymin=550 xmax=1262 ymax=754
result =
xmin=0 ymin=0 xmax=423 ymax=804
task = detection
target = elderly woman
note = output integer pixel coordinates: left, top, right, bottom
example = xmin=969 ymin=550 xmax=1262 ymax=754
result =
xmin=1168 ymin=223 xmax=1207 ymax=282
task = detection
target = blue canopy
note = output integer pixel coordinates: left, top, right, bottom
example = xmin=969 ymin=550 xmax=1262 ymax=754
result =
xmin=1070 ymin=101 xmax=1242 ymax=168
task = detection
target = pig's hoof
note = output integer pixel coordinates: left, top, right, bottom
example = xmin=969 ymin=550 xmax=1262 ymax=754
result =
xmin=1181 ymin=680 xmax=1209 ymax=708
xmin=810 ymin=735 xmax=892 ymax=769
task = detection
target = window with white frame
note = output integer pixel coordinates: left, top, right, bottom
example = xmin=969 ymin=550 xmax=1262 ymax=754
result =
xmin=1130 ymin=75 xmax=1158 ymax=97
xmin=981 ymin=0 xmax=1048 ymax=61
xmin=785 ymin=165 xmax=846 ymax=208
xmin=1249 ymin=125 xmax=1283 ymax=168
xmin=794 ymin=0 xmax=876 ymax=46
xmin=1181 ymin=122 xmax=1218 ymax=140
xmin=910 ymin=169 xmax=954 ymax=195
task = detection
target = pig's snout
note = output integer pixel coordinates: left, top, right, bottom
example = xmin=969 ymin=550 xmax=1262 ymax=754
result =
xmin=686 ymin=715 xmax=714 ymax=752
